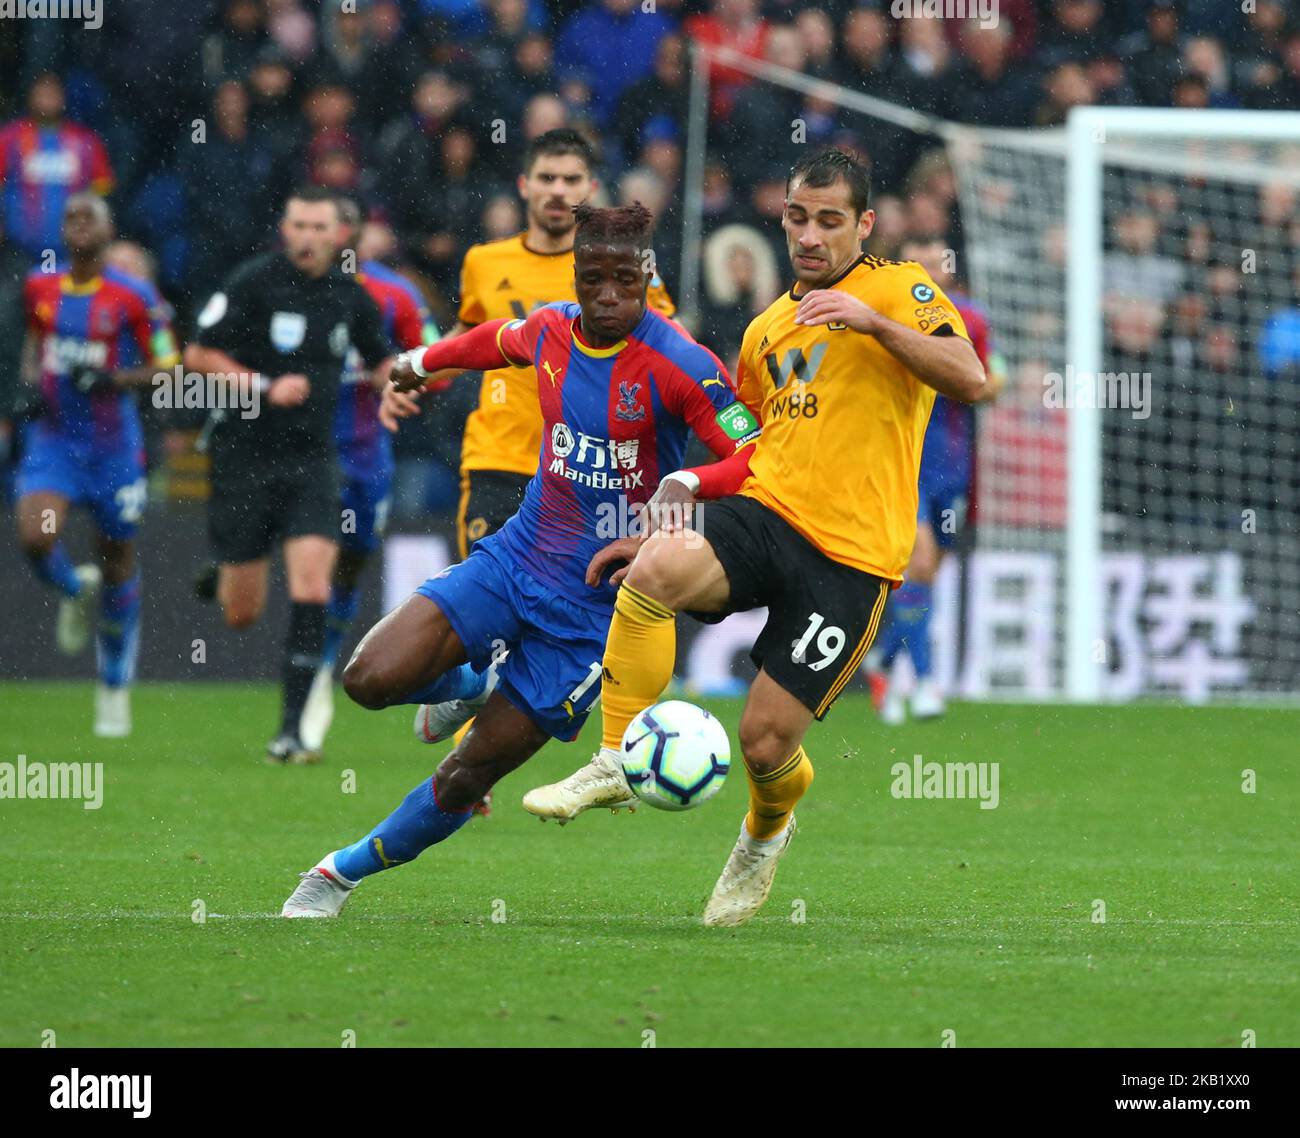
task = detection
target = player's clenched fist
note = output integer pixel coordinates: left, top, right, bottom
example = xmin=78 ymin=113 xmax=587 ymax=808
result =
xmin=388 ymin=352 xmax=425 ymax=392
xmin=390 ymin=350 xmax=458 ymax=395
xmin=793 ymin=289 xmax=882 ymax=334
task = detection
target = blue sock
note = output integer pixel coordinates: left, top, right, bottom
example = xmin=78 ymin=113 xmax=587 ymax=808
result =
xmin=400 ymin=661 xmax=488 ymax=706
xmin=889 ymin=582 xmax=932 ymax=677
xmin=877 ymin=612 xmax=906 ymax=668
xmin=322 ymin=585 xmax=358 ymax=669
xmin=30 ymin=543 xmax=82 ymax=598
xmin=906 ymin=582 xmax=934 ymax=679
xmin=333 ymin=775 xmax=472 ymax=882
xmin=97 ymin=575 xmax=142 ymax=687
xmin=904 ymin=587 xmax=935 ymax=676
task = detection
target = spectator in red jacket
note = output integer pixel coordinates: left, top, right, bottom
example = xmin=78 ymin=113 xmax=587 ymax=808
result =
xmin=684 ymin=0 xmax=770 ymax=120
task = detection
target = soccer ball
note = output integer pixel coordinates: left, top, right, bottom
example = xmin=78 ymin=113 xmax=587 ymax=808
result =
xmin=620 ymin=700 xmax=731 ymax=811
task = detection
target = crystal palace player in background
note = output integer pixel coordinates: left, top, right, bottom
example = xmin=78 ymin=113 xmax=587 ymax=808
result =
xmin=526 ymin=149 xmax=987 ymax=927
xmin=868 ymin=237 xmax=1003 ymax=725
xmin=280 ymin=203 xmax=759 ymax=918
xmin=296 ymin=196 xmax=442 ymax=754
xmin=0 ymin=74 xmax=114 ymax=261
xmin=13 ymin=193 xmax=180 ymax=736
xmin=185 ymin=187 xmax=394 ymax=765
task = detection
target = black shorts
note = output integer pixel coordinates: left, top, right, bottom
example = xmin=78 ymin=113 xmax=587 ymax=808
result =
xmin=457 ymin=470 xmax=531 ymax=560
xmin=208 ymin=452 xmax=341 ymax=564
xmin=692 ymin=495 xmax=891 ymax=719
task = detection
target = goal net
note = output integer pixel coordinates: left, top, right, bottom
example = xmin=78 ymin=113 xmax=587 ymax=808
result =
xmin=680 ymin=47 xmax=1300 ymax=703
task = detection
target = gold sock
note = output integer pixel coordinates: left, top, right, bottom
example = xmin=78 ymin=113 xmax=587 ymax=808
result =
xmin=601 ymin=584 xmax=676 ymax=751
xmin=452 ymin=719 xmax=473 ymax=747
xmin=745 ymin=747 xmax=814 ymax=840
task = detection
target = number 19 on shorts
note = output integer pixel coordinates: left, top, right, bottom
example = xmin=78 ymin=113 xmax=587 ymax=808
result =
xmin=792 ymin=612 xmax=846 ymax=672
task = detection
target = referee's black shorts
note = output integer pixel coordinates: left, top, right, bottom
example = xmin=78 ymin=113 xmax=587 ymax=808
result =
xmin=690 ymin=494 xmax=891 ymax=720
xmin=208 ymin=451 xmax=341 ymax=564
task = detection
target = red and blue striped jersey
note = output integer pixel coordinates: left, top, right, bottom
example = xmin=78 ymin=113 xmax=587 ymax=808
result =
xmin=24 ymin=266 xmax=179 ymax=454
xmin=334 ymin=261 xmax=436 ymax=465
xmin=491 ymin=301 xmax=754 ymax=611
xmin=0 ymin=119 xmax=113 ymax=255
xmin=921 ymin=290 xmax=997 ymax=489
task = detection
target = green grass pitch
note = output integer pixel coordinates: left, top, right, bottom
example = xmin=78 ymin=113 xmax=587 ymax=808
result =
xmin=1 ymin=681 xmax=1295 ymax=1048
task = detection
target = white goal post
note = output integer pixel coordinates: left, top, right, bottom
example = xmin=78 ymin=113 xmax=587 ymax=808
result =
xmin=680 ymin=43 xmax=1300 ymax=704
xmin=1063 ymin=108 xmax=1300 ymax=700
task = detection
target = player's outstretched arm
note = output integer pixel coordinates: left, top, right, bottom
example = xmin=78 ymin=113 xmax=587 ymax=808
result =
xmin=389 ymin=318 xmax=528 ymax=393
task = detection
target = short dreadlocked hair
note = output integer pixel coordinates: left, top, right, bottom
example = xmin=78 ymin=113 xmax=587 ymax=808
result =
xmin=573 ymin=201 xmax=654 ymax=255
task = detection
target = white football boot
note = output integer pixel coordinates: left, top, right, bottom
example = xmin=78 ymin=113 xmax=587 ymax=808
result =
xmin=521 ymin=746 xmax=637 ymax=824
xmin=93 ymin=684 xmax=131 ymax=738
xmin=880 ymin=687 xmax=906 ymax=727
xmin=56 ymin=563 xmax=101 ymax=655
xmin=298 ymin=666 xmax=335 ymax=752
xmin=281 ymin=853 xmax=356 ymax=918
xmin=911 ymin=679 xmax=946 ymax=720
xmin=413 ymin=657 xmax=501 ymax=744
xmin=703 ymin=816 xmax=797 ymax=928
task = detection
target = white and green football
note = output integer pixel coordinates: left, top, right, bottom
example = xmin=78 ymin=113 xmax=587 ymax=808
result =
xmin=620 ymin=700 xmax=731 ymax=811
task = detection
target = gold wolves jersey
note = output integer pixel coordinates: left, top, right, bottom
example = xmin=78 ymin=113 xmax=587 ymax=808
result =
xmin=457 ymin=232 xmax=676 ymax=475
xmin=735 ymin=254 xmax=969 ymax=581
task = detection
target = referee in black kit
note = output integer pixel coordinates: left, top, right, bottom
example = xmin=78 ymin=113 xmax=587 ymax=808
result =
xmin=185 ymin=186 xmax=394 ymax=764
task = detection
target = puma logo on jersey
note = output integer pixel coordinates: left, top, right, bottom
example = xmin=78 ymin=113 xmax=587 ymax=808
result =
xmin=703 ymin=373 xmax=724 ymax=389
xmin=542 ymin=360 xmax=563 ymax=387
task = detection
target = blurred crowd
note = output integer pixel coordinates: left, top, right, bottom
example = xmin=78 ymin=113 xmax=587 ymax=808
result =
xmin=0 ymin=0 xmax=1296 ymax=517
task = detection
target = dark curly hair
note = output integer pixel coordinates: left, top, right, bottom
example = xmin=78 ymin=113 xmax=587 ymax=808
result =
xmin=573 ymin=201 xmax=654 ymax=254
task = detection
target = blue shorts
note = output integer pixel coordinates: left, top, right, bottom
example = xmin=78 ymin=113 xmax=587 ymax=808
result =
xmin=917 ymin=468 xmax=968 ymax=551
xmin=416 ymin=538 xmax=608 ymax=741
xmin=16 ymin=430 xmax=147 ymax=540
xmin=339 ymin=441 xmax=393 ymax=554
xmin=339 ymin=464 xmax=392 ymax=554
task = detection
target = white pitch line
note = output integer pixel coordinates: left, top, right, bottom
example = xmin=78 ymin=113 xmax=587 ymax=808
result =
xmin=0 ymin=911 xmax=1294 ymax=927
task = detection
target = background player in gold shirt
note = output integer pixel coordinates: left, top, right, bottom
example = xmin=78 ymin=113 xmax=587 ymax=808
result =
xmin=442 ymin=129 xmax=675 ymax=559
xmin=525 ymin=148 xmax=987 ymax=927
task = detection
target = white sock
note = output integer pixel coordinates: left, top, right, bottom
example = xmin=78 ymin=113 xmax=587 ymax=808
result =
xmin=319 ymin=850 xmax=358 ymax=889
xmin=741 ymin=817 xmax=791 ymax=850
